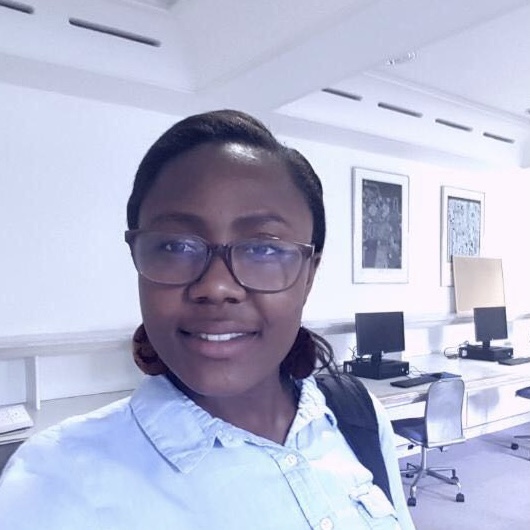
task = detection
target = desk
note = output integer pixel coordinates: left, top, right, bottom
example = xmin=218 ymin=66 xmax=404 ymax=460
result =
xmin=359 ymin=353 xmax=530 ymax=451
xmin=361 ymin=353 xmax=530 ymax=407
xmin=2 ymin=354 xmax=530 ymax=451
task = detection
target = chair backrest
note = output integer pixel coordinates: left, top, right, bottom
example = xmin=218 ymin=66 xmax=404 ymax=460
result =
xmin=424 ymin=377 xmax=466 ymax=448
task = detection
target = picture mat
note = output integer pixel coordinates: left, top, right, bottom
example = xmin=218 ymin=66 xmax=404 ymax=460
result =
xmin=352 ymin=168 xmax=409 ymax=283
xmin=440 ymin=186 xmax=485 ymax=286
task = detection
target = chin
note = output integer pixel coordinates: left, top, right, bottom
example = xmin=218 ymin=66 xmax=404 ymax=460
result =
xmin=167 ymin=368 xmax=244 ymax=398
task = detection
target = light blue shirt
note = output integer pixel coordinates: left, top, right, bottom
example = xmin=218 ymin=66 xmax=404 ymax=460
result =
xmin=0 ymin=375 xmax=415 ymax=530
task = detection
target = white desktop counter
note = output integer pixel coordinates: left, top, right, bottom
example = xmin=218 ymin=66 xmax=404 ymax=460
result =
xmin=2 ymin=354 xmax=530 ymax=453
xmin=361 ymin=353 xmax=530 ymax=451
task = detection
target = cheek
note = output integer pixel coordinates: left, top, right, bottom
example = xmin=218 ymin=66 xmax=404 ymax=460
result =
xmin=139 ymin=279 xmax=175 ymax=311
xmin=138 ymin=281 xmax=182 ymax=366
xmin=262 ymin=263 xmax=315 ymax=327
xmin=139 ymin=282 xmax=159 ymax=322
xmin=261 ymin=284 xmax=308 ymax=347
xmin=266 ymin=309 xmax=305 ymax=372
xmin=138 ymin=280 xmax=180 ymax=336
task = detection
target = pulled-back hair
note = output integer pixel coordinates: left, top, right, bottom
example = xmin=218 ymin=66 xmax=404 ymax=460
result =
xmin=127 ymin=110 xmax=325 ymax=253
xmin=127 ymin=109 xmax=335 ymax=378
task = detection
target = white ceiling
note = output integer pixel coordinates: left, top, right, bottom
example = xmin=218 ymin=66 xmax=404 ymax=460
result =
xmin=1 ymin=0 xmax=530 ymax=168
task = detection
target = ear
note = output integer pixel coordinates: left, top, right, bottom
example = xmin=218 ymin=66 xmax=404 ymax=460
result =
xmin=302 ymin=254 xmax=321 ymax=304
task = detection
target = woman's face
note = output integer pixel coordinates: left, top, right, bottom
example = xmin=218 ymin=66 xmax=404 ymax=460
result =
xmin=137 ymin=142 xmax=319 ymax=398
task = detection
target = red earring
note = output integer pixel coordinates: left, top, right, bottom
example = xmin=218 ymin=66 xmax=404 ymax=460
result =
xmin=132 ymin=324 xmax=168 ymax=376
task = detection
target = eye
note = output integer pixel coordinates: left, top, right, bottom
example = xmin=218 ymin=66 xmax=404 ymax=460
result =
xmin=149 ymin=235 xmax=204 ymax=258
xmin=246 ymin=242 xmax=278 ymax=256
xmin=161 ymin=239 xmax=196 ymax=254
xmin=242 ymin=241 xmax=281 ymax=256
xmin=237 ymin=240 xmax=296 ymax=262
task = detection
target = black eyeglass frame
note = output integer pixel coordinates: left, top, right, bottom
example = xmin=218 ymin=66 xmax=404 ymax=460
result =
xmin=124 ymin=229 xmax=316 ymax=293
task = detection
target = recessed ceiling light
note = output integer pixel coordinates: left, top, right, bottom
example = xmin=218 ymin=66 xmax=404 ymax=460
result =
xmin=385 ymin=51 xmax=417 ymax=66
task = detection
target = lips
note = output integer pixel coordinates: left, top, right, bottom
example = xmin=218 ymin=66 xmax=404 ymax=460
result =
xmin=178 ymin=327 xmax=258 ymax=359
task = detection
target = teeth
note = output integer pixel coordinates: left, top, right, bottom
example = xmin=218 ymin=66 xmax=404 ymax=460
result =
xmin=197 ymin=332 xmax=246 ymax=342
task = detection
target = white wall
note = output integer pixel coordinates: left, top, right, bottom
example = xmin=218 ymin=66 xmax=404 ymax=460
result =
xmin=287 ymin=137 xmax=530 ymax=322
xmin=1 ymin=82 xmax=530 ymax=403
xmin=0 ymin=82 xmax=177 ymax=336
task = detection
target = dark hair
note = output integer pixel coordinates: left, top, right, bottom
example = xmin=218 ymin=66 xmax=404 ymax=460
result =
xmin=127 ymin=109 xmax=325 ymax=253
xmin=127 ymin=109 xmax=335 ymax=378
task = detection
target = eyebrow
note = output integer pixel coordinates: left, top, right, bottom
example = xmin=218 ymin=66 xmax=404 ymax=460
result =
xmin=147 ymin=212 xmax=204 ymax=227
xmin=146 ymin=211 xmax=292 ymax=230
xmin=233 ymin=213 xmax=291 ymax=230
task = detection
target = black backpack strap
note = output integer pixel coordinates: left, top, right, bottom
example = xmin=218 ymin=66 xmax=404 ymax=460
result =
xmin=315 ymin=373 xmax=393 ymax=505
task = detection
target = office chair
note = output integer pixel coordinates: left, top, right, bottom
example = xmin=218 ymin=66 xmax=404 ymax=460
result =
xmin=391 ymin=377 xmax=466 ymax=506
xmin=511 ymin=385 xmax=530 ymax=452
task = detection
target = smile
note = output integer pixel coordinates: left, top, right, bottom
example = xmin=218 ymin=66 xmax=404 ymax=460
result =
xmin=197 ymin=332 xmax=248 ymax=342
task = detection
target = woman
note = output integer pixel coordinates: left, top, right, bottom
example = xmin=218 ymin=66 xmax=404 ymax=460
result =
xmin=0 ymin=110 xmax=415 ymax=530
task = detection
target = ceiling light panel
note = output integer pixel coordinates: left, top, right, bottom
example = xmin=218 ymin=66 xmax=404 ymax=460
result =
xmin=68 ymin=17 xmax=161 ymax=47
xmin=322 ymin=88 xmax=363 ymax=102
xmin=0 ymin=0 xmax=34 ymax=14
xmin=0 ymin=0 xmax=194 ymax=90
xmin=277 ymin=73 xmax=529 ymax=166
xmin=108 ymin=0 xmax=179 ymax=10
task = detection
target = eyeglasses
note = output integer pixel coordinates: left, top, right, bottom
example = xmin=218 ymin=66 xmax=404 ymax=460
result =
xmin=124 ymin=230 xmax=315 ymax=293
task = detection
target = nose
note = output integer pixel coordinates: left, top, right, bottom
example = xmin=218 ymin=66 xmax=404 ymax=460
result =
xmin=187 ymin=253 xmax=246 ymax=303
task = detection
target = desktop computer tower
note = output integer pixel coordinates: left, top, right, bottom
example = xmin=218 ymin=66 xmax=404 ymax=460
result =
xmin=343 ymin=359 xmax=410 ymax=380
xmin=459 ymin=344 xmax=513 ymax=362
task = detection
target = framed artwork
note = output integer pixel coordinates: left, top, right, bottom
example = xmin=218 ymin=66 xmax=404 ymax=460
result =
xmin=440 ymin=186 xmax=485 ymax=286
xmin=352 ymin=168 xmax=409 ymax=283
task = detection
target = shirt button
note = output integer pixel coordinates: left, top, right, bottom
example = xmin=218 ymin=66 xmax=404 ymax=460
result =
xmin=285 ymin=454 xmax=298 ymax=467
xmin=319 ymin=517 xmax=334 ymax=530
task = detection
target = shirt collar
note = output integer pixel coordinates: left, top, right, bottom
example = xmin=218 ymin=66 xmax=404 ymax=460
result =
xmin=130 ymin=374 xmax=337 ymax=473
xmin=288 ymin=375 xmax=338 ymax=437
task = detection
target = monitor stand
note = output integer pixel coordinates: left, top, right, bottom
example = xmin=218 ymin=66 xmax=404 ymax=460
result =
xmin=461 ymin=343 xmax=513 ymax=361
xmin=343 ymin=358 xmax=410 ymax=380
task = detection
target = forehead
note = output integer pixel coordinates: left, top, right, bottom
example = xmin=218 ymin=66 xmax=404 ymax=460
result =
xmin=138 ymin=142 xmax=313 ymax=237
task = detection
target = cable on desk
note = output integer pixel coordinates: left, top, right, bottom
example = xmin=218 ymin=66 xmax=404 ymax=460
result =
xmin=348 ymin=346 xmax=371 ymax=362
xmin=444 ymin=341 xmax=468 ymax=359
xmin=407 ymin=366 xmax=432 ymax=377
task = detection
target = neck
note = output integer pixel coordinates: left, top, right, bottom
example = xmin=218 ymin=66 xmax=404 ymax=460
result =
xmin=169 ymin=373 xmax=299 ymax=445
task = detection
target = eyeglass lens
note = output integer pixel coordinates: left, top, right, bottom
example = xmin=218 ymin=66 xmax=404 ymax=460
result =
xmin=129 ymin=232 xmax=311 ymax=292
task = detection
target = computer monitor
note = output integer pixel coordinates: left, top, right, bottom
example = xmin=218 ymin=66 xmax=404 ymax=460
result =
xmin=354 ymin=311 xmax=405 ymax=363
xmin=473 ymin=306 xmax=508 ymax=349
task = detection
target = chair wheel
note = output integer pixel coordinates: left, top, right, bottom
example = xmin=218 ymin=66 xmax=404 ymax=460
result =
xmin=407 ymin=497 xmax=417 ymax=507
xmin=456 ymin=493 xmax=465 ymax=503
xmin=511 ymin=443 xmax=519 ymax=450
xmin=453 ymin=476 xmax=459 ymax=482
xmin=405 ymin=473 xmax=414 ymax=478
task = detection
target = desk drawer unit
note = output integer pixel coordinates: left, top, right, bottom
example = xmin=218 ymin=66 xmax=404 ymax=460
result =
xmin=466 ymin=381 xmax=530 ymax=428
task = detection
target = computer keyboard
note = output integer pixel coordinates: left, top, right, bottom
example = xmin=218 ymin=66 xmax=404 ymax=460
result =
xmin=498 ymin=357 xmax=530 ymax=366
xmin=390 ymin=375 xmax=438 ymax=388
xmin=428 ymin=371 xmax=461 ymax=379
